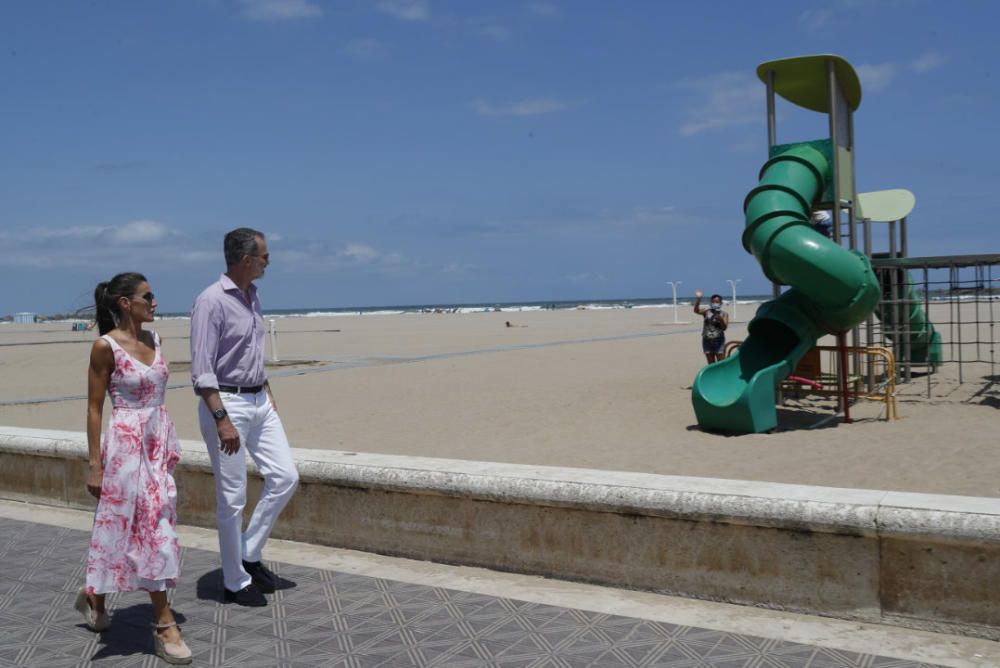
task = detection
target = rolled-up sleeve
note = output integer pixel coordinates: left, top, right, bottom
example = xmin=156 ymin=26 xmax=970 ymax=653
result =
xmin=190 ymin=295 xmax=221 ymax=392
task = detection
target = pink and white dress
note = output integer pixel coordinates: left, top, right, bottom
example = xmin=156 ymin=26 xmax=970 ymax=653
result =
xmin=86 ymin=331 xmax=182 ymax=594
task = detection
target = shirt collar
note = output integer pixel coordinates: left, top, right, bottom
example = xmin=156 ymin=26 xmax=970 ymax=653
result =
xmin=219 ymin=273 xmax=257 ymax=298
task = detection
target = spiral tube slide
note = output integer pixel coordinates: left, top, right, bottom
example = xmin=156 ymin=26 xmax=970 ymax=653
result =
xmin=875 ymin=271 xmax=943 ymax=365
xmin=691 ymin=144 xmax=881 ymax=433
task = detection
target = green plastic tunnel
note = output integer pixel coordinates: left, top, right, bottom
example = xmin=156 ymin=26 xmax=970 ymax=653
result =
xmin=874 ymin=270 xmax=943 ymax=365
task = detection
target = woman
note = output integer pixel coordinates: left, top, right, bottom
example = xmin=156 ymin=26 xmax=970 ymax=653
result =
xmin=75 ymin=272 xmax=192 ymax=665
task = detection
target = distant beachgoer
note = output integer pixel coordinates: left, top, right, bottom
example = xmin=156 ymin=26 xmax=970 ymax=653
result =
xmin=506 ymin=320 xmax=512 ymax=327
xmin=79 ymin=272 xmax=191 ymax=664
xmin=693 ymin=289 xmax=729 ymax=364
xmin=190 ymin=228 xmax=299 ymax=607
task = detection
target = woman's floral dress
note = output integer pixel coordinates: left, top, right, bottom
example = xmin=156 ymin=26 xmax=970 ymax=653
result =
xmin=86 ymin=331 xmax=182 ymax=594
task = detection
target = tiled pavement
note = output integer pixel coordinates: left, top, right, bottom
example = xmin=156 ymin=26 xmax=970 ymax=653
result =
xmin=0 ymin=516 xmax=943 ymax=668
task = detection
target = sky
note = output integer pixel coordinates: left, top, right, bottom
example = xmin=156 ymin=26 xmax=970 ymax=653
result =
xmin=1 ymin=0 xmax=998 ymax=315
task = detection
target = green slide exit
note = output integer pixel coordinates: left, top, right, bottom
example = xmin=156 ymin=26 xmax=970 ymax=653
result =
xmin=691 ymin=144 xmax=881 ymax=433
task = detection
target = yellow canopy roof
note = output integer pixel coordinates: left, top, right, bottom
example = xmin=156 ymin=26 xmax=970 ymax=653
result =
xmin=756 ymin=54 xmax=862 ymax=113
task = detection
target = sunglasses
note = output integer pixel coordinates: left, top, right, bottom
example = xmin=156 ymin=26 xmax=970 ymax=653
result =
xmin=135 ymin=292 xmax=155 ymax=304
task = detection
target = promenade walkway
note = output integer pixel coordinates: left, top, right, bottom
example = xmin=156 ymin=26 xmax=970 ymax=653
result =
xmin=2 ymin=501 xmax=995 ymax=668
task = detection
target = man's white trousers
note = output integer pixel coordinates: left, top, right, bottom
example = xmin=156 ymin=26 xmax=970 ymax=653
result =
xmin=199 ymin=391 xmax=299 ymax=592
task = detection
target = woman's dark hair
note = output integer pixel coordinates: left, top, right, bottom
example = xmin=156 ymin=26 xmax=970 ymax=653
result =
xmin=710 ymin=294 xmax=723 ymax=302
xmin=224 ymin=227 xmax=264 ymax=267
xmin=93 ymin=272 xmax=147 ymax=335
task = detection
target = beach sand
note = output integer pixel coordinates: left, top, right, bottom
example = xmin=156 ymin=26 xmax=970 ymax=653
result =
xmin=1 ymin=304 xmax=997 ymax=497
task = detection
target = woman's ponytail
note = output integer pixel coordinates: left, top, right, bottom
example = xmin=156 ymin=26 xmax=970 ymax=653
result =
xmin=93 ymin=282 xmax=115 ymax=335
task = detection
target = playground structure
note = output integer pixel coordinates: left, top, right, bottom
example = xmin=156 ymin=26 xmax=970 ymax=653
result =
xmin=691 ymin=54 xmax=999 ymax=434
xmin=723 ymin=341 xmax=900 ymax=422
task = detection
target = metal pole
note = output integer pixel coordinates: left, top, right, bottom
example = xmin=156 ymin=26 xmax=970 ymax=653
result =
xmin=989 ymin=263 xmax=995 ymax=379
xmin=975 ymin=265 xmax=983 ymax=361
xmin=924 ymin=267 xmax=931 ymax=398
xmin=668 ymin=281 xmax=681 ymax=323
xmin=899 ymin=217 xmax=911 ymax=382
xmin=268 ymin=318 xmax=279 ymax=363
xmin=726 ymin=279 xmax=741 ymax=322
xmin=902 ymin=266 xmax=912 ymax=383
xmin=957 ymin=265 xmax=964 ymax=383
xmin=766 ymin=69 xmax=780 ymax=300
xmin=950 ymin=267 xmax=957 ymax=360
xmin=900 ymin=216 xmax=909 ymax=258
xmin=838 ymin=333 xmax=852 ymax=423
xmin=888 ymin=221 xmax=899 ymax=380
xmin=863 ymin=218 xmax=874 ymax=392
xmin=827 ymin=59 xmax=845 ymax=411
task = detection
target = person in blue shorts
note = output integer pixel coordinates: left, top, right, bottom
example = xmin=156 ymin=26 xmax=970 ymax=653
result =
xmin=693 ymin=289 xmax=729 ymax=363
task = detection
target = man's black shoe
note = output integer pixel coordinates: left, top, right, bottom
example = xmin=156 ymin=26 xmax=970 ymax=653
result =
xmin=242 ymin=560 xmax=277 ymax=594
xmin=223 ymin=584 xmax=267 ymax=606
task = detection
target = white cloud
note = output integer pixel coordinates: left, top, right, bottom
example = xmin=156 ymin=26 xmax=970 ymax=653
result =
xmin=271 ymin=241 xmax=413 ymax=274
xmin=529 ymin=3 xmax=558 ymax=17
xmin=912 ymin=51 xmax=947 ymax=73
xmin=109 ymin=220 xmax=172 ymax=245
xmin=797 ymin=7 xmax=837 ymax=32
xmin=376 ymin=0 xmax=429 ymax=22
xmin=472 ymin=97 xmax=569 ymax=117
xmin=481 ymin=25 xmax=511 ymax=42
xmin=177 ymin=250 xmax=219 ymax=264
xmin=566 ymin=272 xmax=606 ymax=283
xmin=605 ymin=206 xmax=687 ymax=228
xmin=341 ymin=38 xmax=385 ymax=60
xmin=239 ymin=0 xmax=323 ymax=21
xmin=442 ymin=262 xmax=477 ymax=276
xmin=856 ymin=62 xmax=896 ymax=91
xmin=0 ymin=220 xmax=194 ymax=268
xmin=676 ymin=71 xmax=762 ymax=137
xmin=342 ymin=243 xmax=379 ymax=264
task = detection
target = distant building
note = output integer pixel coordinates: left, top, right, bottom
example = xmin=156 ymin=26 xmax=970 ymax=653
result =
xmin=13 ymin=312 xmax=35 ymax=324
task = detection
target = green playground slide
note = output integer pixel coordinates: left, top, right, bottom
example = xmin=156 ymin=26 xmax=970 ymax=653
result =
xmin=874 ymin=270 xmax=943 ymax=366
xmin=691 ymin=143 xmax=881 ymax=433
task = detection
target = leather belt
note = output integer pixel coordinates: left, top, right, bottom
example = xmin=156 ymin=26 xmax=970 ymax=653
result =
xmin=218 ymin=384 xmax=264 ymax=394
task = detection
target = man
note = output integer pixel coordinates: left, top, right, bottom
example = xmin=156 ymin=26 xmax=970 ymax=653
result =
xmin=693 ymin=289 xmax=729 ymax=364
xmin=190 ymin=228 xmax=299 ymax=607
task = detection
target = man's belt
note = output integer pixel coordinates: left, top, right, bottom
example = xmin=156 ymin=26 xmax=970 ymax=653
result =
xmin=218 ymin=384 xmax=265 ymax=394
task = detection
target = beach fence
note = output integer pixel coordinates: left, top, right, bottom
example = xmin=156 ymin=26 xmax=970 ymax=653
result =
xmin=2 ymin=425 xmax=998 ymax=641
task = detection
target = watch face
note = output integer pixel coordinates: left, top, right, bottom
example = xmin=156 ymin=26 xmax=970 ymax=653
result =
xmin=213 ymin=409 xmax=227 ymax=420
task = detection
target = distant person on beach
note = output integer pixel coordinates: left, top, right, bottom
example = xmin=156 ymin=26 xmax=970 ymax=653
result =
xmin=190 ymin=228 xmax=299 ymax=608
xmin=693 ymin=289 xmax=729 ymax=364
xmin=79 ymin=272 xmax=192 ymax=664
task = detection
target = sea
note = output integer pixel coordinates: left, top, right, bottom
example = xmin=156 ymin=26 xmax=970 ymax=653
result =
xmin=20 ymin=291 xmax=988 ymax=324
xmin=184 ymin=295 xmax=776 ymax=319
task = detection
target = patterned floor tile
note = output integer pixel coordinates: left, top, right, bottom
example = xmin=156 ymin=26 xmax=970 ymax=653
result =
xmin=0 ymin=517 xmax=944 ymax=668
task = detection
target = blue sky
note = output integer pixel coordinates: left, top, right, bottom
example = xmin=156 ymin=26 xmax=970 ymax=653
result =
xmin=1 ymin=0 xmax=998 ymax=315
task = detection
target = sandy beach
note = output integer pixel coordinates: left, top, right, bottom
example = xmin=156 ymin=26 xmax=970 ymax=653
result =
xmin=1 ymin=304 xmax=997 ymax=497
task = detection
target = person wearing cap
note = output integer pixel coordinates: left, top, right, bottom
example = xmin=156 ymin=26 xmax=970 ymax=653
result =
xmin=693 ymin=289 xmax=729 ymax=364
xmin=811 ymin=209 xmax=834 ymax=238
xmin=190 ymin=228 xmax=299 ymax=607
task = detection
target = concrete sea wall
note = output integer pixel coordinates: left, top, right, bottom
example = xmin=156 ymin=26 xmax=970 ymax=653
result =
xmin=1 ymin=426 xmax=997 ymax=639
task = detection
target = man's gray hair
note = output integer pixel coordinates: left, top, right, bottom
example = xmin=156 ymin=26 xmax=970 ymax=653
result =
xmin=224 ymin=228 xmax=264 ymax=267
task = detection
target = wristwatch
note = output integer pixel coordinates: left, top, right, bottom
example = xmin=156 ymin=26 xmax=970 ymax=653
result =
xmin=212 ymin=408 xmax=228 ymax=421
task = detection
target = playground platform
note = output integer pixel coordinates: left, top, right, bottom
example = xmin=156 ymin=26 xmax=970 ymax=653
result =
xmin=3 ymin=499 xmax=999 ymax=667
